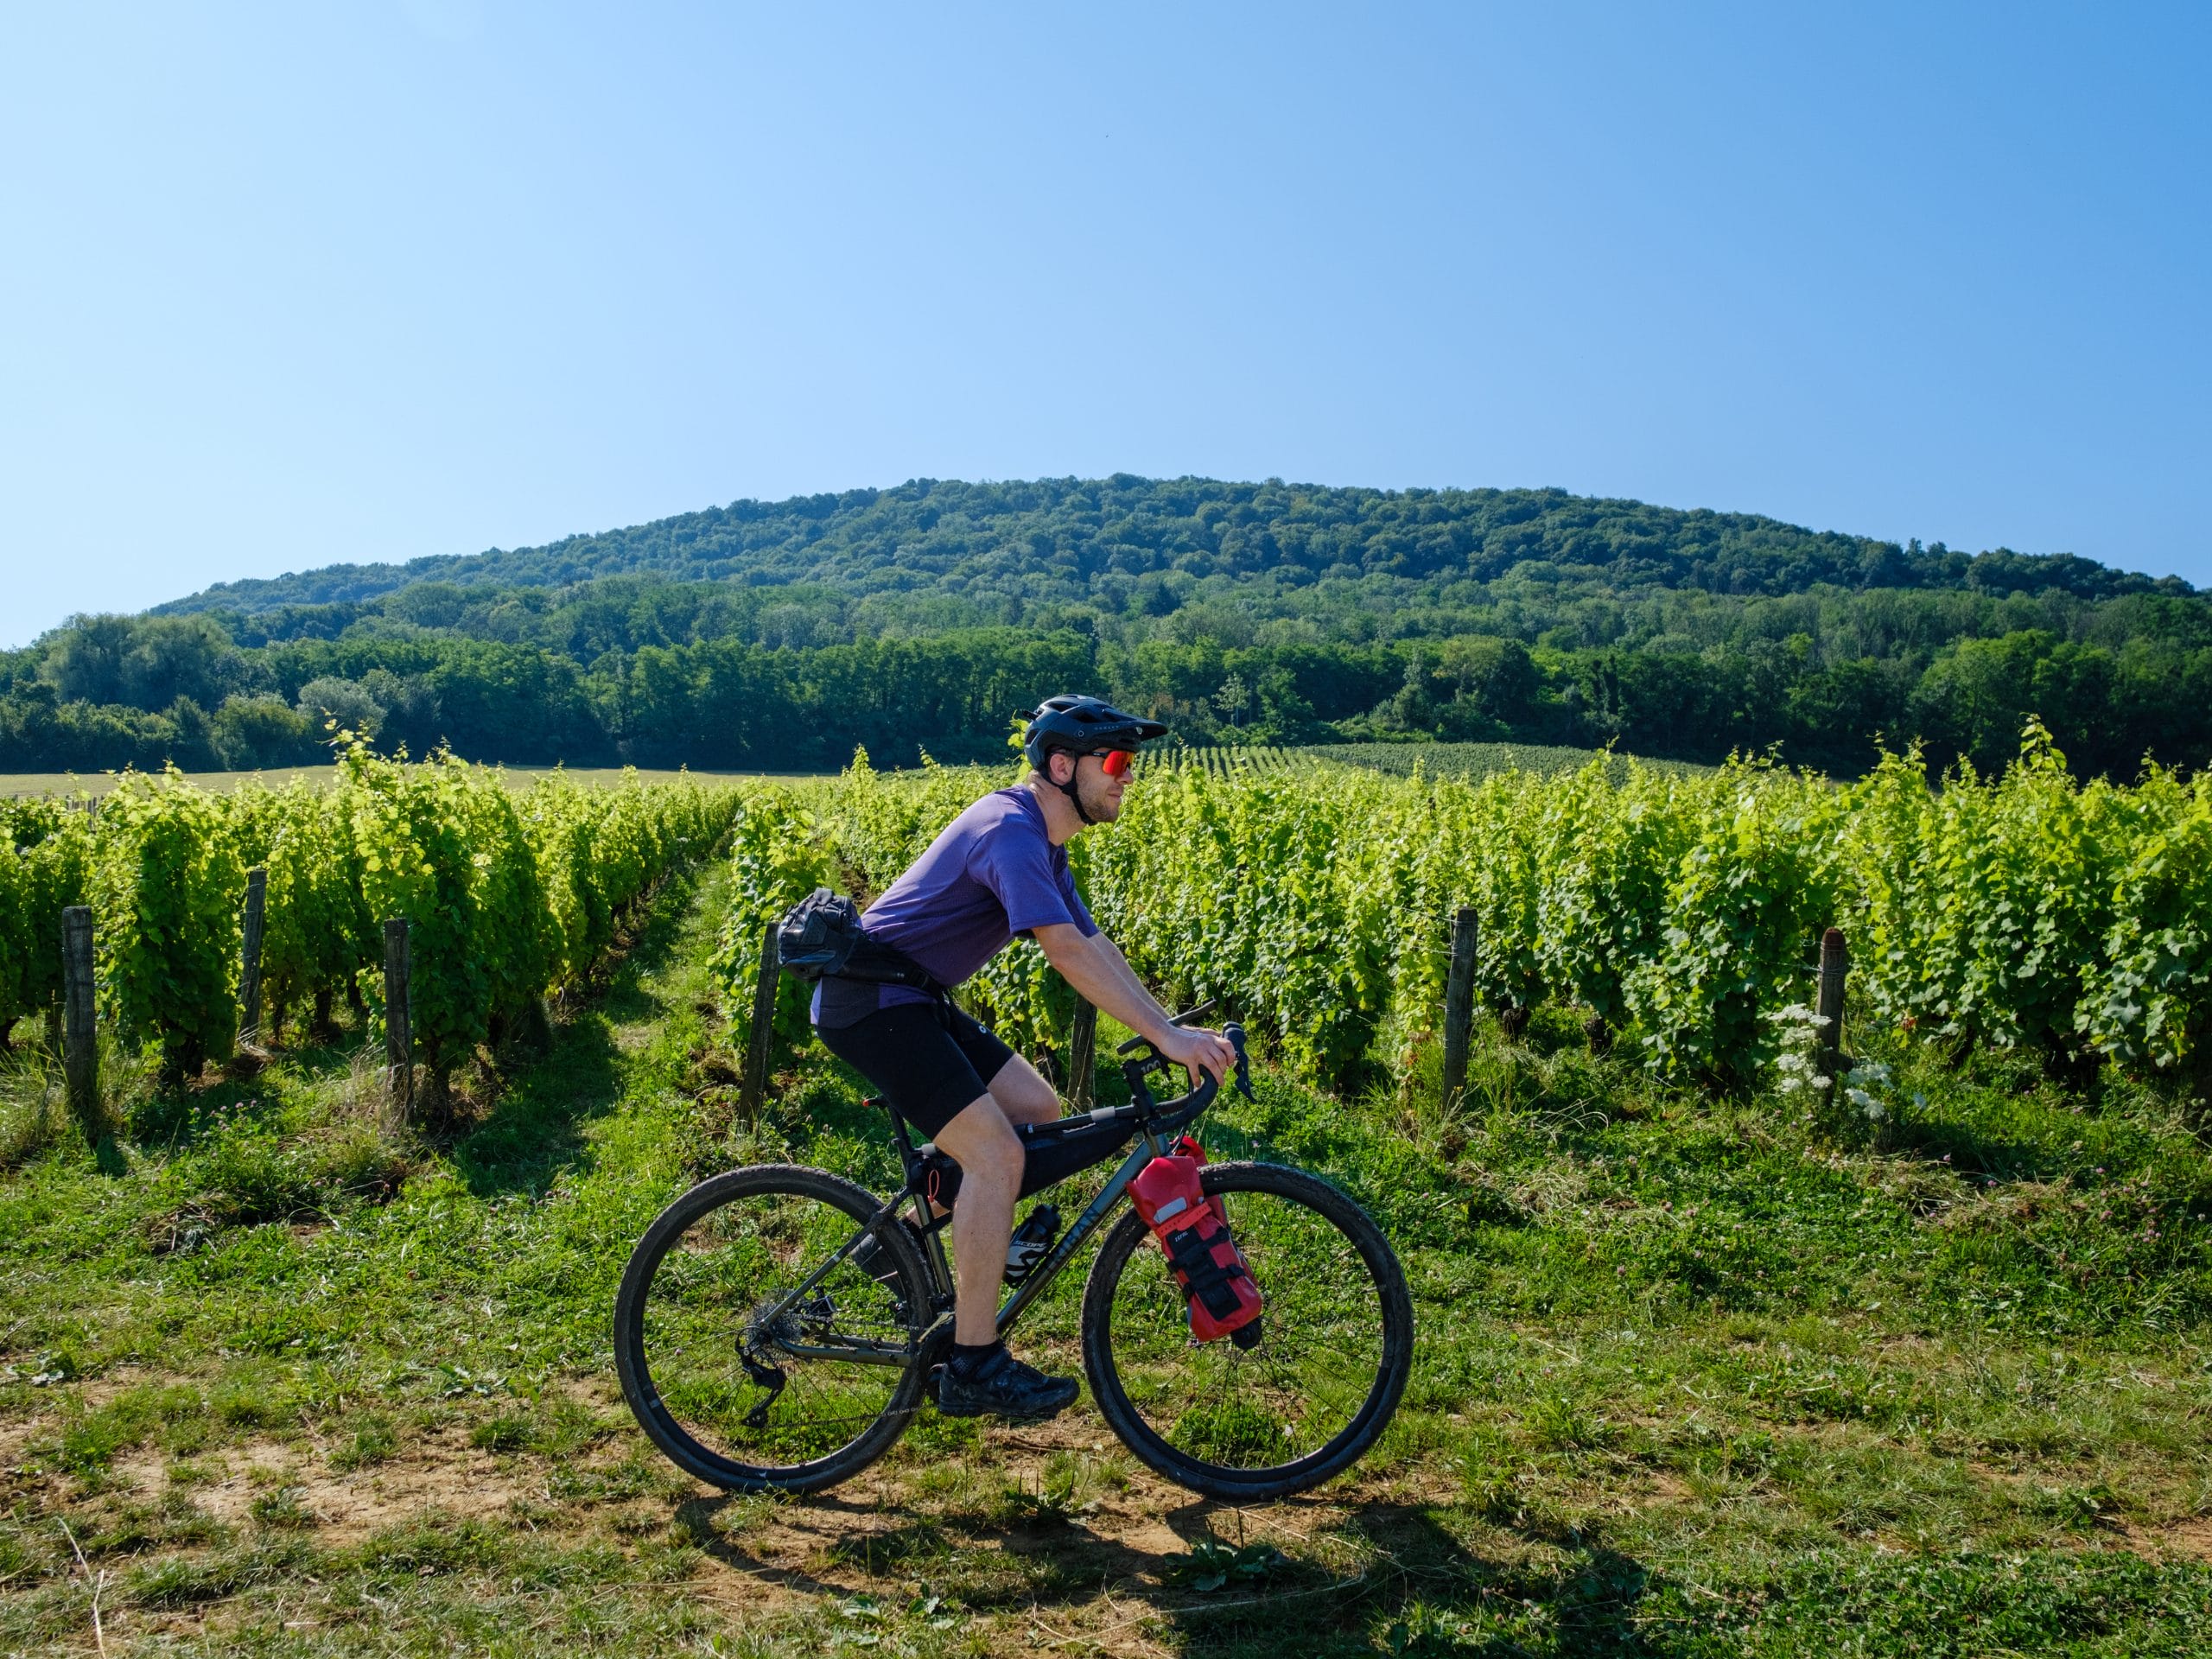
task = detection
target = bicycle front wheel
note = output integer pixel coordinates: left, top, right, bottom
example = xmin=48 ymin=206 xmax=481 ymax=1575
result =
xmin=1080 ymin=1160 xmax=1413 ymax=1502
xmin=613 ymin=1164 xmax=932 ymax=1493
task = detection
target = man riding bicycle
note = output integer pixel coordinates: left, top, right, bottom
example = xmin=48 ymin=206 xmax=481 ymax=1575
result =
xmin=811 ymin=695 xmax=1238 ymax=1422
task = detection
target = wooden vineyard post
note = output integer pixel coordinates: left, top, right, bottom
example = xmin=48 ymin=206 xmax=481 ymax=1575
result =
xmin=741 ymin=922 xmax=779 ymax=1119
xmin=238 ymin=867 xmax=267 ymax=1047
xmin=61 ymin=906 xmax=98 ymax=1140
xmin=1440 ymin=906 xmax=1478 ymax=1110
xmin=1067 ymin=996 xmax=1097 ymax=1112
xmin=1814 ymin=926 xmax=1849 ymax=1090
xmin=383 ymin=918 xmax=413 ymax=1117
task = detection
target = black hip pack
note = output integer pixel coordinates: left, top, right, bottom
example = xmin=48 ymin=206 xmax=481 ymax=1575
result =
xmin=775 ymin=887 xmax=947 ymax=1001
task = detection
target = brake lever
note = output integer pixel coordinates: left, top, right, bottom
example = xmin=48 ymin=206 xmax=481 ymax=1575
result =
xmin=1227 ymin=1023 xmax=1255 ymax=1100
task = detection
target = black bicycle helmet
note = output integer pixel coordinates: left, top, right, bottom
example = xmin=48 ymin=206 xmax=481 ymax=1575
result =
xmin=1022 ymin=695 xmax=1166 ymax=769
xmin=1021 ymin=695 xmax=1166 ymax=823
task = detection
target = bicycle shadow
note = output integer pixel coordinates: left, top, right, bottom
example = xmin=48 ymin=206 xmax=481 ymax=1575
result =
xmin=668 ymin=1486 xmax=1672 ymax=1653
xmin=668 ymin=1485 xmax=1185 ymax=1605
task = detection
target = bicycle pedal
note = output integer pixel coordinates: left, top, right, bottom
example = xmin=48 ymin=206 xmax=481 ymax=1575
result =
xmin=923 ymin=1362 xmax=951 ymax=1410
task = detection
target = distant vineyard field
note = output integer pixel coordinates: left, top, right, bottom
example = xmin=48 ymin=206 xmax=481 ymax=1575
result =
xmin=1137 ymin=746 xmax=1302 ymax=777
xmin=1143 ymin=741 xmax=1709 ymax=785
xmin=0 ymin=766 xmax=792 ymax=799
xmin=3 ymin=747 xmax=1686 ymax=797
xmin=1306 ymin=740 xmax=1713 ymax=783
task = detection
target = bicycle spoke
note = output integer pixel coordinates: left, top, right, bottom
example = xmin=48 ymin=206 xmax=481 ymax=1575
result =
xmin=635 ymin=1185 xmax=920 ymax=1471
xmin=1101 ymin=1184 xmax=1390 ymax=1472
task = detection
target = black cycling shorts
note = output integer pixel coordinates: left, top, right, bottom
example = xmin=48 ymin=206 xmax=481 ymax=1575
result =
xmin=813 ymin=1000 xmax=1017 ymax=1139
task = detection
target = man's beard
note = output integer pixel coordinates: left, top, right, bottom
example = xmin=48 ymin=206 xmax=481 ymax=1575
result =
xmin=1077 ymin=774 xmax=1121 ymax=822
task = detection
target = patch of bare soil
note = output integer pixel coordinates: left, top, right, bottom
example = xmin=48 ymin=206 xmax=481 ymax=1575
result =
xmin=296 ymin=1445 xmax=540 ymax=1544
xmin=2121 ymin=1516 xmax=2212 ymax=1562
xmin=105 ymin=1423 xmax=542 ymax=1546
xmin=0 ymin=1366 xmax=162 ymax=1484
xmin=0 ymin=1412 xmax=39 ymax=1473
xmin=643 ymin=1405 xmax=1462 ymax=1655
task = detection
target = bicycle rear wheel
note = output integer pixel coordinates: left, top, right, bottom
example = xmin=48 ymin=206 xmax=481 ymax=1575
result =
xmin=613 ymin=1164 xmax=932 ymax=1493
xmin=1080 ymin=1160 xmax=1413 ymax=1501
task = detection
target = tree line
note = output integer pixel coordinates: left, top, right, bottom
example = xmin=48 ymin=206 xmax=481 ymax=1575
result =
xmin=8 ymin=475 xmax=2204 ymax=779
xmin=3 ymin=614 xmax=2208 ymax=781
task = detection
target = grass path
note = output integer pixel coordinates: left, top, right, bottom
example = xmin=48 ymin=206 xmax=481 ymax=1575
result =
xmin=7 ymin=867 xmax=2212 ymax=1654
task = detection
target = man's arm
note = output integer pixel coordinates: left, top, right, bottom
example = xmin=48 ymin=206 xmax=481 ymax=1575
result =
xmin=1089 ymin=932 xmax=1176 ymax=1034
xmin=1032 ymin=924 xmax=1236 ymax=1084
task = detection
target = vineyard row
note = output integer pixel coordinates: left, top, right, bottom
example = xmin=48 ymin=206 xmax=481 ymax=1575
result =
xmin=714 ymin=727 xmax=2212 ymax=1106
xmin=1 ymin=748 xmax=739 ymax=1093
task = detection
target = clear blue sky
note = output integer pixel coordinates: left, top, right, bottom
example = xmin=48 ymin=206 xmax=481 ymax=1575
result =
xmin=3 ymin=2 xmax=2206 ymax=647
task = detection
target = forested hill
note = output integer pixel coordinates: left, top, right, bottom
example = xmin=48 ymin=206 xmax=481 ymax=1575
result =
xmin=158 ymin=476 xmax=2188 ymax=631
xmin=7 ymin=476 xmax=2209 ymax=784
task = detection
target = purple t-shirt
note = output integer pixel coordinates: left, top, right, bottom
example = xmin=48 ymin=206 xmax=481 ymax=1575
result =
xmin=811 ymin=786 xmax=1098 ymax=1028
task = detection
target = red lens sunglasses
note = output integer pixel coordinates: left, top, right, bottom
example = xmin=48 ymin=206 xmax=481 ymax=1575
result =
xmin=1089 ymin=748 xmax=1135 ymax=779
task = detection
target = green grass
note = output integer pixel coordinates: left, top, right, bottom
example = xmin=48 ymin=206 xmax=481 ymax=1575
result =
xmin=4 ymin=876 xmax=2212 ymax=1653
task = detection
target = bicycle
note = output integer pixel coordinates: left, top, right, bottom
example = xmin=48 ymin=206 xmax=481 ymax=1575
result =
xmin=613 ymin=1014 xmax=1414 ymax=1502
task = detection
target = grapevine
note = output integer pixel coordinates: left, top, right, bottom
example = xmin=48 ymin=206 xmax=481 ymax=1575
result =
xmin=711 ymin=724 xmax=2212 ymax=1097
xmin=3 ymin=754 xmax=738 ymax=1095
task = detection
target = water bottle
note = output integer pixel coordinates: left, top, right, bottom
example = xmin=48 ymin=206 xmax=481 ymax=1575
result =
xmin=1004 ymin=1204 xmax=1061 ymax=1283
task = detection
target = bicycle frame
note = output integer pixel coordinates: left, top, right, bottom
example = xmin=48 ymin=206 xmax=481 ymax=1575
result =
xmin=890 ymin=1116 xmax=1186 ymax=1344
xmin=744 ymin=1024 xmax=1249 ymax=1364
xmin=988 ymin=1122 xmax=1168 ymax=1336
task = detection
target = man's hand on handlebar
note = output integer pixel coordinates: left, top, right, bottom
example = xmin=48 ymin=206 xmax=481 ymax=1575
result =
xmin=1158 ymin=1024 xmax=1238 ymax=1089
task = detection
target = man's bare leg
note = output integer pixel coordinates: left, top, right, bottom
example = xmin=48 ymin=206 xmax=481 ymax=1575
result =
xmin=985 ymin=1050 xmax=1062 ymax=1128
xmin=931 ymin=1093 xmax=1024 ymax=1345
xmin=928 ymin=1058 xmax=1081 ymax=1418
xmin=918 ymin=1052 xmax=1057 ymax=1219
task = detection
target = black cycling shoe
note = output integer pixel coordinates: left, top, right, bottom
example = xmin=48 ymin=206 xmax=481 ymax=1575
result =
xmin=934 ymin=1345 xmax=1081 ymax=1421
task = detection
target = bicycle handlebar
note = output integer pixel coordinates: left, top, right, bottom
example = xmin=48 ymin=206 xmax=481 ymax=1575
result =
xmin=1120 ymin=1020 xmax=1252 ymax=1134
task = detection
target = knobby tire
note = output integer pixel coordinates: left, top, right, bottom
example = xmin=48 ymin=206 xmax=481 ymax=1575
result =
xmin=613 ymin=1164 xmax=933 ymax=1494
xmin=1079 ymin=1160 xmax=1414 ymax=1502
